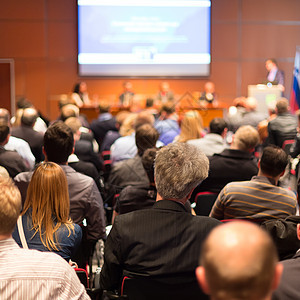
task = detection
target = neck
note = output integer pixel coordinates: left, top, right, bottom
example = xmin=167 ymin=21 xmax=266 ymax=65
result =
xmin=258 ymin=170 xmax=279 ymax=185
xmin=156 ymin=192 xmax=187 ymax=205
xmin=0 ymin=234 xmax=11 ymax=241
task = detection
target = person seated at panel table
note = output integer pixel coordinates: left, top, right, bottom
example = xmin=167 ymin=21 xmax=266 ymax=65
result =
xmin=156 ymin=81 xmax=174 ymax=104
xmin=199 ymin=81 xmax=218 ymax=105
xmin=119 ymin=81 xmax=135 ymax=108
xmin=71 ymin=81 xmax=91 ymax=107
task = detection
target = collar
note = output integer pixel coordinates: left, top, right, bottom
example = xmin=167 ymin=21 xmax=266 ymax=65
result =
xmin=251 ymin=175 xmax=276 ymax=186
xmin=68 ymin=153 xmax=79 ymax=163
xmin=216 ymin=148 xmax=252 ymax=159
xmin=98 ymin=113 xmax=113 ymax=121
xmin=153 ymin=200 xmax=190 ymax=213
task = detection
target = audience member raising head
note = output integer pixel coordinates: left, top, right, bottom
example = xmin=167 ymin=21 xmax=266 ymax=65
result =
xmin=13 ymin=162 xmax=81 ymax=261
xmin=196 ymin=221 xmax=282 ymax=300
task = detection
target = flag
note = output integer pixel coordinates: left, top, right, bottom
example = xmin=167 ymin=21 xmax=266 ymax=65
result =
xmin=290 ymin=46 xmax=300 ymax=112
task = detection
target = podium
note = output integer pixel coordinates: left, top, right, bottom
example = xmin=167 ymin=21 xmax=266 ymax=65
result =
xmin=248 ymin=85 xmax=282 ymax=114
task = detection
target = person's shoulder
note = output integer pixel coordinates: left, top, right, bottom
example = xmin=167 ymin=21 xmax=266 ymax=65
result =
xmin=14 ymin=170 xmax=33 ymax=182
xmin=63 ymin=165 xmax=94 ymax=183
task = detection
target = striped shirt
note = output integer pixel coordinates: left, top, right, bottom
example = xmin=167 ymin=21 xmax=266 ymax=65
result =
xmin=0 ymin=238 xmax=90 ymax=300
xmin=210 ymin=176 xmax=297 ymax=221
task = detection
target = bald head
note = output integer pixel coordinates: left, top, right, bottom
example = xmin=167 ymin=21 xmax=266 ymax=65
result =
xmin=21 ymin=108 xmax=38 ymax=127
xmin=196 ymin=221 xmax=282 ymax=300
xmin=0 ymin=108 xmax=10 ymax=123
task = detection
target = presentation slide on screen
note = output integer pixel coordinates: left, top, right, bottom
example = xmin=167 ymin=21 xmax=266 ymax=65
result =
xmin=78 ymin=0 xmax=211 ymax=76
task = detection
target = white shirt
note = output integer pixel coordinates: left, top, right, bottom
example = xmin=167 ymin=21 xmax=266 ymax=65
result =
xmin=4 ymin=136 xmax=35 ymax=169
xmin=0 ymin=238 xmax=90 ymax=300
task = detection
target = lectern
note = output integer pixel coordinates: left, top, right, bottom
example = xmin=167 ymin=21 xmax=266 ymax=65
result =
xmin=248 ymin=84 xmax=282 ymax=114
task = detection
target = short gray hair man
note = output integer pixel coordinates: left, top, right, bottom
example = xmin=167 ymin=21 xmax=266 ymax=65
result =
xmin=155 ymin=142 xmax=209 ymax=200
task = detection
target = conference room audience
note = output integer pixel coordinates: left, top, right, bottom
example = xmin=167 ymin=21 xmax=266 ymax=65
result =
xmin=173 ymin=110 xmax=205 ymax=143
xmin=12 ymin=162 xmax=82 ymax=261
xmin=0 ymin=176 xmax=89 ymax=300
xmin=188 ymin=117 xmax=228 ymax=156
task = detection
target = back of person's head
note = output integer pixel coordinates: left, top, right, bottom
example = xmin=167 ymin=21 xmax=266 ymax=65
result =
xmin=178 ymin=111 xmax=203 ymax=142
xmin=119 ymin=113 xmax=137 ymax=136
xmin=115 ymin=110 xmax=131 ymax=128
xmin=260 ymin=145 xmax=288 ymax=177
xmin=64 ymin=117 xmax=82 ymax=135
xmin=209 ymin=118 xmax=227 ymax=135
xmin=98 ymin=101 xmax=110 ymax=114
xmin=135 ymin=124 xmax=159 ymax=156
xmin=22 ymin=162 xmax=73 ymax=250
xmin=21 ymin=108 xmax=38 ymax=127
xmin=0 ymin=177 xmax=22 ymax=236
xmin=0 ymin=120 xmax=10 ymax=144
xmin=135 ymin=110 xmax=155 ymax=130
xmin=160 ymin=101 xmax=176 ymax=115
xmin=60 ymin=104 xmax=79 ymax=121
xmin=246 ymin=97 xmax=258 ymax=111
xmin=146 ymin=98 xmax=154 ymax=108
xmin=197 ymin=221 xmax=281 ymax=300
xmin=276 ymin=98 xmax=289 ymax=114
xmin=17 ymin=98 xmax=33 ymax=109
xmin=0 ymin=166 xmax=9 ymax=178
xmin=142 ymin=147 xmax=158 ymax=184
xmin=233 ymin=125 xmax=259 ymax=151
xmin=0 ymin=108 xmax=10 ymax=123
xmin=155 ymin=143 xmax=209 ymax=200
xmin=44 ymin=121 xmax=74 ymax=163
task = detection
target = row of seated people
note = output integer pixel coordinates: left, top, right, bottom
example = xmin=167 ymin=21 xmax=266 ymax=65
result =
xmin=0 ymin=94 xmax=300 ymax=298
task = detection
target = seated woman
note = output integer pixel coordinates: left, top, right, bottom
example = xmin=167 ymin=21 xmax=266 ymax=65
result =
xmin=13 ymin=162 xmax=82 ymax=261
xmin=71 ymin=81 xmax=91 ymax=107
xmin=174 ymin=110 xmax=205 ymax=143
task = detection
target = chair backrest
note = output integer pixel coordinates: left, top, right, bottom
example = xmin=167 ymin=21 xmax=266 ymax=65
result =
xmin=282 ymin=139 xmax=295 ymax=154
xmin=120 ymin=276 xmax=209 ymax=300
xmin=194 ymin=192 xmax=218 ymax=216
xmin=75 ymin=268 xmax=89 ymax=288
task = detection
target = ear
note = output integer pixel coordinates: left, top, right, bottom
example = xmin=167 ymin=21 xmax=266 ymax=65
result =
xmin=195 ymin=266 xmax=210 ymax=295
xmin=258 ymin=160 xmax=261 ymax=169
xmin=271 ymin=263 xmax=283 ymax=291
xmin=297 ymin=224 xmax=300 ymax=241
xmin=42 ymin=146 xmax=48 ymax=161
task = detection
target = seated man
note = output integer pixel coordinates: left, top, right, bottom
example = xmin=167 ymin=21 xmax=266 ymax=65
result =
xmin=0 ymin=176 xmax=89 ymax=299
xmin=210 ymin=145 xmax=297 ymax=222
xmin=196 ymin=221 xmax=282 ymax=300
xmin=100 ymin=143 xmax=220 ymax=294
xmin=273 ymin=222 xmax=300 ymax=300
xmin=193 ymin=125 xmax=259 ymax=195
xmin=188 ymin=117 xmax=228 ymax=156
xmin=0 ymin=121 xmax=28 ymax=178
xmin=107 ymin=124 xmax=159 ymax=197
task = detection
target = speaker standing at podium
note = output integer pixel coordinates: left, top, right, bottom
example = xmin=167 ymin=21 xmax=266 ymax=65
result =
xmin=265 ymin=58 xmax=285 ymax=92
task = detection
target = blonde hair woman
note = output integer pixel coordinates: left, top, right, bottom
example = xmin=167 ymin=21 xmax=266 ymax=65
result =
xmin=13 ymin=162 xmax=82 ymax=261
xmin=175 ymin=111 xmax=205 ymax=143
